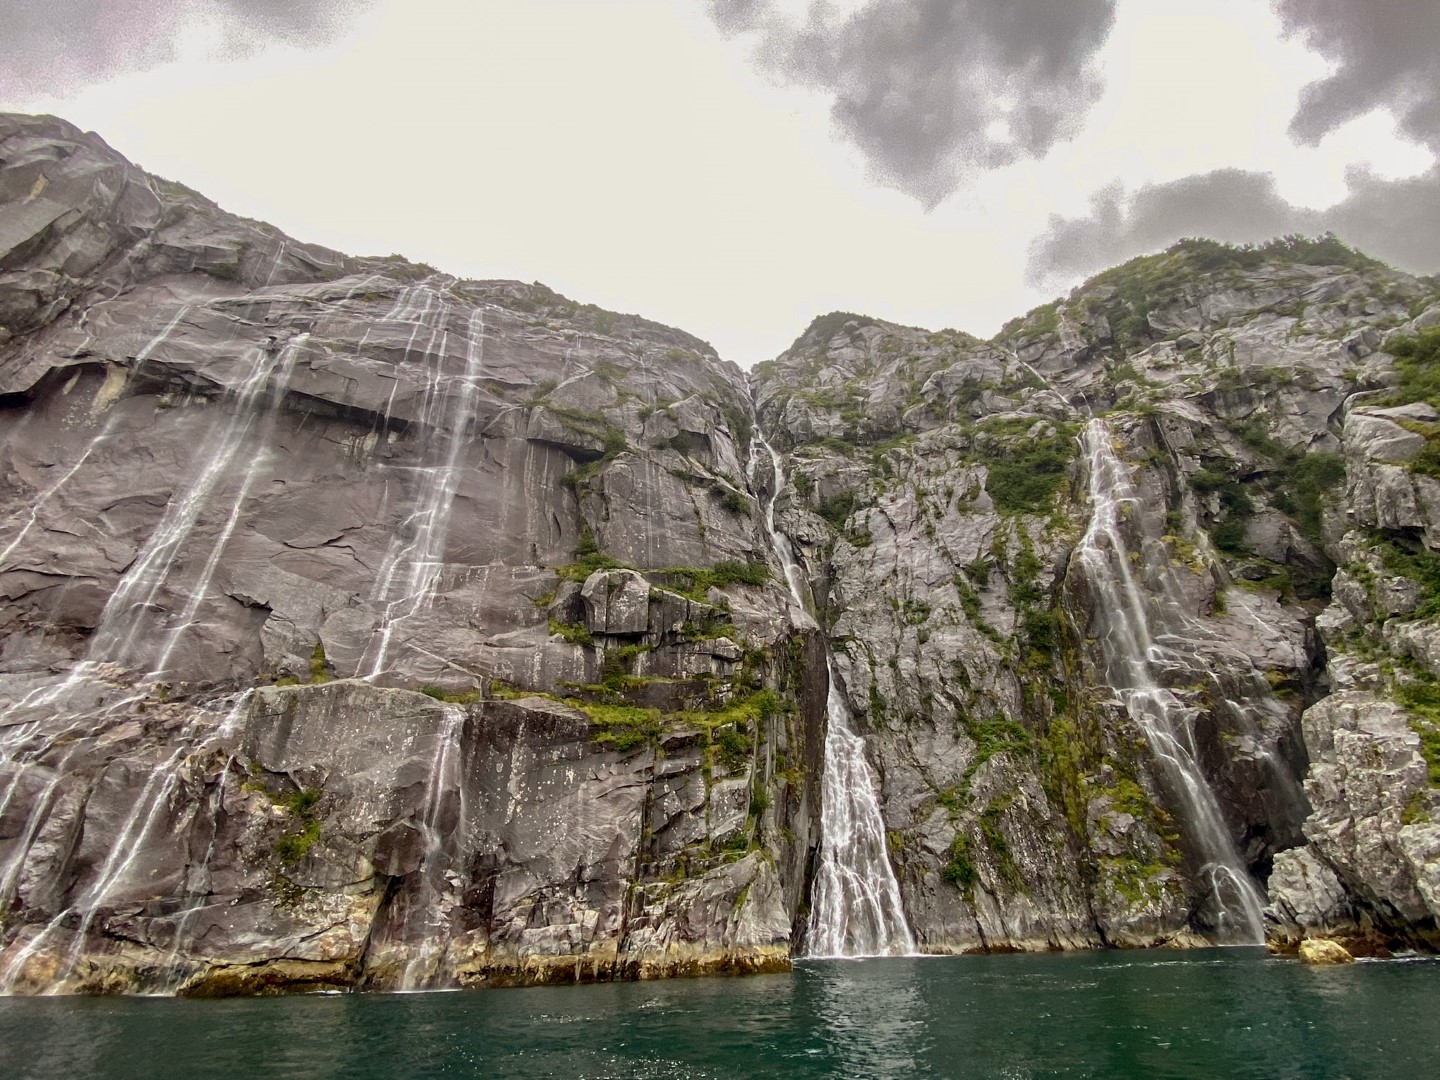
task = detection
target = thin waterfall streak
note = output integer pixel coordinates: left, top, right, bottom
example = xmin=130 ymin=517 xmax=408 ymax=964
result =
xmin=131 ymin=306 xmax=192 ymax=375
xmin=363 ymin=307 xmax=485 ymax=678
xmin=90 ymin=335 xmax=306 ymax=669
xmin=0 ymin=414 xmax=120 ymax=569
xmin=0 ymin=694 xmax=250 ymax=993
xmin=161 ymin=751 xmax=235 ymax=989
xmin=147 ymin=336 xmax=308 ymax=677
xmin=1076 ymin=418 xmax=1266 ymax=943
xmin=397 ymin=706 xmax=465 ymax=990
xmin=755 ymin=434 xmax=912 ymax=957
xmin=0 ymin=744 xmax=187 ymax=993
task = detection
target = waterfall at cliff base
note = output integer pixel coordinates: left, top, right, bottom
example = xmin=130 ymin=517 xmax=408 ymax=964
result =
xmin=1075 ymin=419 xmax=1266 ymax=943
xmin=758 ymin=438 xmax=913 ymax=957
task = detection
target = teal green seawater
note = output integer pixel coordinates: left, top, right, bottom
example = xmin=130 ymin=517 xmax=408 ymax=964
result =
xmin=2 ymin=949 xmax=1436 ymax=1079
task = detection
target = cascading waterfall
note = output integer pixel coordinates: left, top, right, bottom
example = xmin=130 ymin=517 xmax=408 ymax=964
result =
xmin=89 ymin=333 xmax=308 ymax=673
xmin=0 ymin=694 xmax=250 ymax=993
xmin=363 ymin=307 xmax=486 ymax=677
xmin=148 ymin=334 xmax=310 ymax=677
xmin=1075 ymin=418 xmax=1266 ymax=943
xmin=757 ymin=437 xmax=913 ymax=958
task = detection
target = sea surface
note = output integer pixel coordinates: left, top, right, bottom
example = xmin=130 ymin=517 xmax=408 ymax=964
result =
xmin=2 ymin=948 xmax=1436 ymax=1079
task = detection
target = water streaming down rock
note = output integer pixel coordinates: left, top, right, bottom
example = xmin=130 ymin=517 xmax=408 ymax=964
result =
xmin=0 ymin=413 xmax=121 ymax=570
xmin=0 ymin=694 xmax=251 ymax=994
xmin=362 ymin=306 xmax=486 ymax=678
xmin=88 ymin=329 xmax=309 ymax=675
xmin=16 ymin=112 xmax=1440 ymax=988
xmin=395 ymin=705 xmax=466 ymax=991
xmin=1074 ymin=418 xmax=1267 ymax=943
xmin=758 ymin=438 xmax=913 ymax=957
xmin=148 ymin=335 xmax=310 ymax=678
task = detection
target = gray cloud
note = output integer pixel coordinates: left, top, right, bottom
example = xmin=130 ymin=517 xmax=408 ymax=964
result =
xmin=1276 ymin=1 xmax=1440 ymax=150
xmin=1026 ymin=166 xmax=1440 ymax=286
xmin=708 ymin=0 xmax=1118 ymax=207
xmin=0 ymin=0 xmax=371 ymax=102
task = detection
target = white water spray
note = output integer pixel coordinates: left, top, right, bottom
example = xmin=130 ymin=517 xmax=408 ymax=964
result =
xmin=756 ymin=437 xmax=913 ymax=957
xmin=1075 ymin=418 xmax=1266 ymax=943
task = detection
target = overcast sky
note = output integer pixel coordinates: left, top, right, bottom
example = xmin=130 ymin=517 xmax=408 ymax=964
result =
xmin=4 ymin=0 xmax=1438 ymax=366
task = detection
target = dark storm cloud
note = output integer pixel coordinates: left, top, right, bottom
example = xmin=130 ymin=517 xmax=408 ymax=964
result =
xmin=0 ymin=0 xmax=371 ymax=102
xmin=1026 ymin=166 xmax=1440 ymax=286
xmin=1276 ymin=1 xmax=1440 ymax=150
xmin=707 ymin=0 xmax=1119 ymax=207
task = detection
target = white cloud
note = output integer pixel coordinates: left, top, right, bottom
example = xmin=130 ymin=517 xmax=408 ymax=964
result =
xmin=13 ymin=0 xmax=1437 ymax=366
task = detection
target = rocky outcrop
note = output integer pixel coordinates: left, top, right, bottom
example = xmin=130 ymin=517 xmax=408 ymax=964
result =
xmin=752 ymin=238 xmax=1440 ymax=955
xmin=0 ymin=113 xmax=822 ymax=993
xmin=3 ymin=116 xmax=1440 ymax=993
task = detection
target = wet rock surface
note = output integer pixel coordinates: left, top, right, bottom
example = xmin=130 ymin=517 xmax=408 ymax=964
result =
xmin=2 ymin=116 xmax=1440 ymax=993
xmin=0 ymin=114 xmax=820 ymax=993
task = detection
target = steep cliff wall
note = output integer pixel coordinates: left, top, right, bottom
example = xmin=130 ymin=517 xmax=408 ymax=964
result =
xmin=752 ymin=240 xmax=1440 ymax=955
xmin=2 ymin=113 xmax=1440 ymax=995
xmin=0 ymin=114 xmax=824 ymax=993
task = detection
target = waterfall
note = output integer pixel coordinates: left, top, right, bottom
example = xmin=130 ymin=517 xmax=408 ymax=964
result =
xmin=89 ymin=334 xmax=308 ymax=674
xmin=0 ymin=694 xmax=249 ymax=994
xmin=0 ymin=413 xmax=120 ymax=569
xmin=756 ymin=437 xmax=913 ymax=957
xmin=396 ymin=705 xmax=466 ymax=991
xmin=1074 ymin=418 xmax=1266 ymax=943
xmin=362 ymin=308 xmax=486 ymax=678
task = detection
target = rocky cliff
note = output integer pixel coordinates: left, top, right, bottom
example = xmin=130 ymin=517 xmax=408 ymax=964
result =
xmin=752 ymin=239 xmax=1440 ymax=956
xmin=1 ymin=113 xmax=1438 ymax=994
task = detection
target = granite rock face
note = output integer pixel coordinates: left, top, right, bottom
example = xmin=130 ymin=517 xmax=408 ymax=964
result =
xmin=0 ymin=114 xmax=821 ymax=993
xmin=3 ymin=116 xmax=1440 ymax=994
xmin=751 ymin=241 xmax=1440 ymax=955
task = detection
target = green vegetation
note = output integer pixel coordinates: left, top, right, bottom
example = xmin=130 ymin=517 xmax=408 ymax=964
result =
xmin=817 ymin=491 xmax=858 ymax=529
xmin=560 ymin=688 xmax=783 ymax=761
xmin=657 ymin=560 xmax=771 ymax=600
xmin=573 ymin=700 xmax=665 ymax=751
xmin=1382 ymin=328 xmax=1440 ymax=479
xmin=556 ymin=545 xmax=770 ymax=601
xmin=719 ymin=488 xmax=749 ymax=516
xmin=972 ymin=417 xmax=1078 ymax=514
xmin=525 ymin=377 xmax=559 ymax=406
xmin=561 ymin=425 xmax=630 ymax=491
xmin=721 ymin=402 xmax=754 ymax=448
xmin=420 ymin=685 xmax=482 ymax=704
xmin=1196 ymin=417 xmax=1345 ymax=596
xmin=1269 ymin=452 xmax=1346 ymax=546
xmin=981 ymin=798 xmax=1023 ymax=890
xmin=599 ymin=643 xmax=652 ymax=690
xmin=276 ymin=819 xmax=322 ymax=863
xmin=960 ymin=715 xmax=1032 ymax=795
xmin=1390 ymin=680 xmax=1440 ymax=787
xmin=1041 ymin=235 xmax=1387 ymax=353
xmin=266 ymin=783 xmax=325 ymax=864
xmin=1385 ymin=327 xmax=1440 ymax=411
xmin=1190 ymin=459 xmax=1255 ymax=554
xmin=308 ymin=641 xmax=331 ymax=684
xmin=282 ymin=787 xmax=323 ymax=816
xmin=941 ymin=833 xmax=978 ymax=897
xmin=548 ymin=619 xmax=594 ymax=646
xmin=1375 ymin=540 xmax=1440 ymax=621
